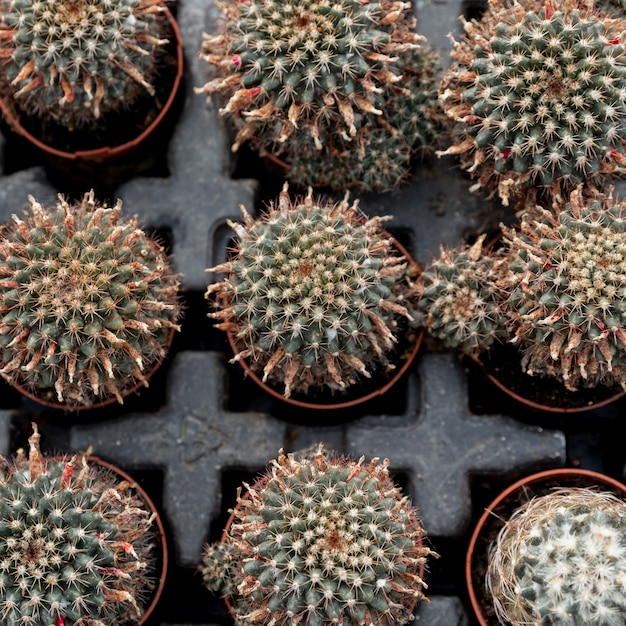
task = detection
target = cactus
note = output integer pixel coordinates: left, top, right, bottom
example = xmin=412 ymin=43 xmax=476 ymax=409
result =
xmin=437 ymin=0 xmax=626 ymax=207
xmin=0 ymin=424 xmax=158 ymax=626
xmin=206 ymin=183 xmax=418 ymax=398
xmin=416 ymin=236 xmax=508 ymax=354
xmin=196 ymin=0 xmax=443 ymax=191
xmin=284 ymin=46 xmax=445 ymax=192
xmin=486 ymin=486 xmax=626 ymax=626
xmin=201 ymin=444 xmax=434 ymax=626
xmin=0 ymin=190 xmax=181 ymax=407
xmin=0 ymin=0 xmax=170 ymax=129
xmin=503 ymin=186 xmax=626 ymax=392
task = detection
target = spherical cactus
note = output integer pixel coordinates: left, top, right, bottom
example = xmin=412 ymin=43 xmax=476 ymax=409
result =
xmin=503 ymin=186 xmax=626 ymax=391
xmin=196 ymin=0 xmax=443 ymax=191
xmin=206 ymin=183 xmax=418 ymax=398
xmin=201 ymin=444 xmax=434 ymax=626
xmin=0 ymin=0 xmax=170 ymax=128
xmin=438 ymin=0 xmax=626 ymax=207
xmin=0 ymin=424 xmax=159 ymax=626
xmin=417 ymin=236 xmax=508 ymax=354
xmin=0 ymin=190 xmax=181 ymax=408
xmin=486 ymin=487 xmax=626 ymax=626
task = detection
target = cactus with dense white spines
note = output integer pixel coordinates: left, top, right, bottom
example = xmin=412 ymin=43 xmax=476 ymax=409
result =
xmin=206 ymin=184 xmax=418 ymax=398
xmin=201 ymin=444 xmax=433 ymax=626
xmin=0 ymin=190 xmax=181 ymax=407
xmin=0 ymin=425 xmax=157 ymax=626
xmin=0 ymin=0 xmax=170 ymax=129
xmin=438 ymin=0 xmax=626 ymax=206
xmin=487 ymin=487 xmax=626 ymax=626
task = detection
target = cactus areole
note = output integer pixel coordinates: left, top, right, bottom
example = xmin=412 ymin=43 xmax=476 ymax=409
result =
xmin=0 ymin=190 xmax=181 ymax=408
xmin=206 ymin=184 xmax=420 ymax=402
xmin=0 ymin=425 xmax=165 ymax=626
xmin=202 ymin=445 xmax=434 ymax=626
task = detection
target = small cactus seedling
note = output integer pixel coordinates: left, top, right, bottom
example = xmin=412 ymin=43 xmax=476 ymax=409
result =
xmin=197 ymin=0 xmax=444 ymax=191
xmin=0 ymin=0 xmax=170 ymax=129
xmin=201 ymin=444 xmax=434 ymax=626
xmin=438 ymin=0 xmax=626 ymax=207
xmin=0 ymin=190 xmax=181 ymax=408
xmin=416 ymin=236 xmax=508 ymax=355
xmin=206 ymin=184 xmax=418 ymax=399
xmin=0 ymin=424 xmax=160 ymax=626
xmin=503 ymin=186 xmax=626 ymax=392
xmin=486 ymin=487 xmax=626 ymax=625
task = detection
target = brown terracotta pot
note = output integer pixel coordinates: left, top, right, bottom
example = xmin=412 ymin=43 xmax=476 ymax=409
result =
xmin=5 ymin=328 xmax=176 ymax=412
xmin=223 ymin=236 xmax=423 ymax=410
xmin=0 ymin=5 xmax=183 ymax=163
xmin=466 ymin=468 xmax=626 ymax=626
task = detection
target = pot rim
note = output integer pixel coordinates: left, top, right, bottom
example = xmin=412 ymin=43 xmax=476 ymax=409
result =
xmin=223 ymin=234 xmax=423 ymax=410
xmin=465 ymin=467 xmax=626 ymax=626
xmin=0 ymin=4 xmax=183 ymax=162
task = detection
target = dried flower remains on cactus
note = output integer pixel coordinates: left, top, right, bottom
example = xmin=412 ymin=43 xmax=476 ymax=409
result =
xmin=486 ymin=487 xmax=626 ymax=626
xmin=503 ymin=186 xmax=626 ymax=392
xmin=0 ymin=424 xmax=159 ymax=626
xmin=197 ymin=0 xmax=444 ymax=192
xmin=201 ymin=444 xmax=434 ymax=626
xmin=0 ymin=190 xmax=181 ymax=408
xmin=438 ymin=0 xmax=626 ymax=207
xmin=206 ymin=184 xmax=418 ymax=398
xmin=0 ymin=0 xmax=170 ymax=129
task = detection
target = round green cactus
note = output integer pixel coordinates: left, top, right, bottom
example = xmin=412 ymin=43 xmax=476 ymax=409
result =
xmin=503 ymin=186 xmax=626 ymax=391
xmin=487 ymin=487 xmax=626 ymax=626
xmin=0 ymin=0 xmax=169 ymax=128
xmin=0 ymin=190 xmax=181 ymax=407
xmin=201 ymin=444 xmax=433 ymax=626
xmin=417 ymin=236 xmax=508 ymax=354
xmin=0 ymin=425 xmax=158 ymax=626
xmin=438 ymin=0 xmax=626 ymax=206
xmin=206 ymin=184 xmax=418 ymax=398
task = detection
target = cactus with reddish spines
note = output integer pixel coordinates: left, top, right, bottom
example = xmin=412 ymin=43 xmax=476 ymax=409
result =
xmin=0 ymin=0 xmax=170 ymax=129
xmin=206 ymin=183 xmax=418 ymax=398
xmin=438 ymin=0 xmax=626 ymax=207
xmin=487 ymin=487 xmax=626 ymax=626
xmin=201 ymin=444 xmax=434 ymax=626
xmin=503 ymin=186 xmax=626 ymax=391
xmin=0 ymin=190 xmax=181 ymax=407
xmin=0 ymin=424 xmax=158 ymax=626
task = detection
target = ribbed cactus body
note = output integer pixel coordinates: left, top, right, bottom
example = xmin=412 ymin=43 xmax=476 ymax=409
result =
xmin=0 ymin=427 xmax=156 ymax=626
xmin=504 ymin=187 xmax=626 ymax=391
xmin=487 ymin=487 xmax=626 ymax=626
xmin=0 ymin=190 xmax=180 ymax=407
xmin=206 ymin=184 xmax=416 ymax=398
xmin=202 ymin=445 xmax=433 ymax=626
xmin=417 ymin=237 xmax=507 ymax=354
xmin=438 ymin=0 xmax=626 ymax=206
xmin=0 ymin=0 xmax=169 ymax=127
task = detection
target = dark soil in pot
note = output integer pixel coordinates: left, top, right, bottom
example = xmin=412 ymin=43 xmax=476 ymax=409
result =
xmin=474 ymin=343 xmax=624 ymax=413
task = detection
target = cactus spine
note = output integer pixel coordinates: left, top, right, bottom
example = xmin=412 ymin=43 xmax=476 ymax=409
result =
xmin=487 ymin=487 xmax=626 ymax=626
xmin=0 ymin=190 xmax=181 ymax=407
xmin=206 ymin=184 xmax=418 ymax=398
xmin=0 ymin=0 xmax=170 ymax=128
xmin=202 ymin=444 xmax=433 ymax=626
xmin=0 ymin=424 xmax=158 ymax=626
